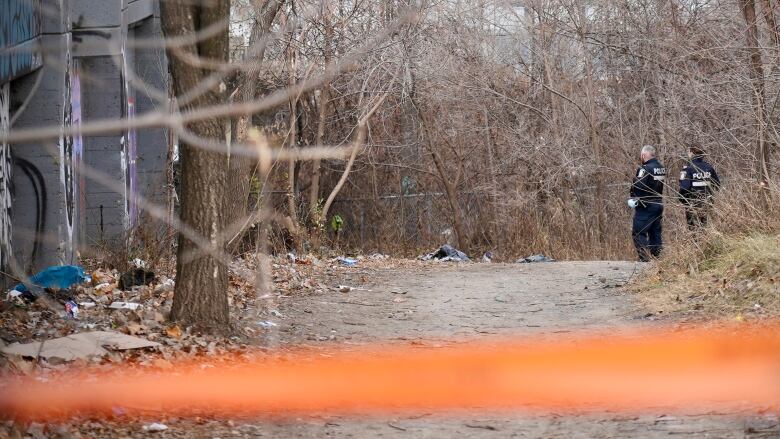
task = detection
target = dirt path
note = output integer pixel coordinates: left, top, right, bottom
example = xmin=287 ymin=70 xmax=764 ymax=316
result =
xmin=234 ymin=261 xmax=776 ymax=438
xmin=275 ymin=261 xmax=643 ymax=345
xmin=81 ymin=261 xmax=779 ymax=438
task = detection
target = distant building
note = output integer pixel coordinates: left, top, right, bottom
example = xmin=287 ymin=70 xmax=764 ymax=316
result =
xmin=0 ymin=0 xmax=170 ymax=284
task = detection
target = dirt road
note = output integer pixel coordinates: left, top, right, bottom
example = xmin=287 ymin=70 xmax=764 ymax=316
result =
xmin=83 ymin=261 xmax=779 ymax=438
xmin=238 ymin=261 xmax=777 ymax=438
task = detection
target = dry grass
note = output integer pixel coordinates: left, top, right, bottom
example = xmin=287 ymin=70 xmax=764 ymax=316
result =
xmin=631 ymin=232 xmax=780 ymax=320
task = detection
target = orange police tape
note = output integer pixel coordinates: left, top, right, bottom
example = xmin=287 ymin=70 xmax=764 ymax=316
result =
xmin=1 ymin=323 xmax=780 ymax=419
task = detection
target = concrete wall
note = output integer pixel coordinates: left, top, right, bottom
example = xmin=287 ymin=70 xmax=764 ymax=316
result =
xmin=80 ymin=55 xmax=126 ymax=242
xmin=9 ymin=32 xmax=73 ymax=272
xmin=131 ymin=15 xmax=169 ymax=211
xmin=0 ymin=0 xmax=169 ymax=285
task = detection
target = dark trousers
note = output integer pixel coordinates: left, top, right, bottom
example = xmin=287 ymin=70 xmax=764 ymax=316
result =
xmin=632 ymin=204 xmax=663 ymax=262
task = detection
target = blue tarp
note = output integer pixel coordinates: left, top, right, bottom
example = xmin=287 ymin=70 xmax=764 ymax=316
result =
xmin=14 ymin=265 xmax=90 ymax=293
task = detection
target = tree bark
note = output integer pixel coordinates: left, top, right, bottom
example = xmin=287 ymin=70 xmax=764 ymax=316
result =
xmin=162 ymin=0 xmax=230 ymax=331
xmin=286 ymin=32 xmax=299 ymax=229
xmin=740 ymin=0 xmax=772 ymax=183
xmin=310 ymin=2 xmax=334 ymax=222
xmin=760 ymin=0 xmax=780 ymax=48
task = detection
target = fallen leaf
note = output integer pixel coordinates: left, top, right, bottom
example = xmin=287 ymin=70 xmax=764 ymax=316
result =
xmin=124 ymin=323 xmax=147 ymax=336
xmin=7 ymin=356 xmax=35 ymax=374
xmin=166 ymin=325 xmax=182 ymax=339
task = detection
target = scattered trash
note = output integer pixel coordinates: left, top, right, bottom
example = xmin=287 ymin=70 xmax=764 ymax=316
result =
xmin=287 ymin=253 xmax=297 ymax=264
xmin=143 ymin=423 xmax=168 ymax=432
xmin=1 ymin=331 xmax=160 ymax=362
xmin=131 ymin=258 xmax=149 ymax=269
xmin=339 ymin=285 xmax=353 ymax=293
xmin=270 ymin=309 xmax=283 ymax=318
xmin=13 ymin=265 xmax=90 ymax=293
xmin=337 ymin=257 xmax=358 ymax=267
xmin=118 ymin=268 xmax=156 ymax=290
xmin=0 ymin=252 xmax=356 ymax=381
xmin=368 ymin=253 xmax=390 ymax=260
xmin=109 ymin=302 xmax=142 ymax=311
xmin=154 ymin=277 xmax=175 ymax=294
xmin=6 ymin=289 xmax=23 ymax=300
xmin=482 ymin=251 xmax=494 ymax=263
xmin=516 ymin=254 xmax=556 ymax=263
xmin=421 ymin=244 xmax=470 ymax=262
xmin=65 ymin=301 xmax=79 ymax=319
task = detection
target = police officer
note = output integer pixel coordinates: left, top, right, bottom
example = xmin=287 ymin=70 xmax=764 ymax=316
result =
xmin=629 ymin=145 xmax=667 ymax=262
xmin=679 ymin=145 xmax=720 ymax=229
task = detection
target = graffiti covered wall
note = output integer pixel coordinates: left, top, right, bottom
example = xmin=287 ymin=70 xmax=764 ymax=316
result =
xmin=4 ymin=1 xmax=169 ymax=273
xmin=55 ymin=39 xmax=84 ymax=263
xmin=124 ymin=95 xmax=138 ymax=228
xmin=0 ymin=83 xmax=11 ymax=274
xmin=0 ymin=0 xmax=43 ymax=84
xmin=60 ymin=60 xmax=84 ymax=260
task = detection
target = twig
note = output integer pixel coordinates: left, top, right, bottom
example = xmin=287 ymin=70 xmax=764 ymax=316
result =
xmin=465 ymin=424 xmax=498 ymax=431
xmin=387 ymin=422 xmax=407 ymax=431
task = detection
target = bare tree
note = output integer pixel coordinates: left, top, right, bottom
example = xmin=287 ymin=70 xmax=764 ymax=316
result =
xmin=162 ymin=0 xmax=231 ymax=331
xmin=741 ymin=0 xmax=772 ymax=184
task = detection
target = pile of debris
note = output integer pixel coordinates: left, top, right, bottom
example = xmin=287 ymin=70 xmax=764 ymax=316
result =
xmin=420 ymin=245 xmax=470 ymax=262
xmin=0 ymin=252 xmax=404 ymax=375
xmin=0 ymin=262 xmax=188 ymax=370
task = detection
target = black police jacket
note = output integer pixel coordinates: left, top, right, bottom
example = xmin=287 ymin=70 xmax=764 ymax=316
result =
xmin=630 ymin=158 xmax=666 ymax=204
xmin=679 ymin=156 xmax=720 ymax=204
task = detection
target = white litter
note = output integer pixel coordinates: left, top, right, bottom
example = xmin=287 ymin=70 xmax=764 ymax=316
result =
xmin=109 ymin=302 xmax=141 ymax=311
xmin=143 ymin=423 xmax=168 ymax=432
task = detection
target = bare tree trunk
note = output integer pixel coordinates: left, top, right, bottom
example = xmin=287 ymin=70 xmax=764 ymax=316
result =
xmin=287 ymin=46 xmax=299 ymax=221
xmin=483 ymin=107 xmax=501 ymax=250
xmin=227 ymin=0 xmax=285 ymax=253
xmin=741 ymin=0 xmax=772 ymax=184
xmin=577 ymin=4 xmax=607 ymax=246
xmin=310 ymin=2 xmax=333 ymax=222
xmin=161 ymin=0 xmax=230 ymax=331
xmin=760 ymin=0 xmax=780 ymax=48
xmin=285 ymin=19 xmax=300 ymax=252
